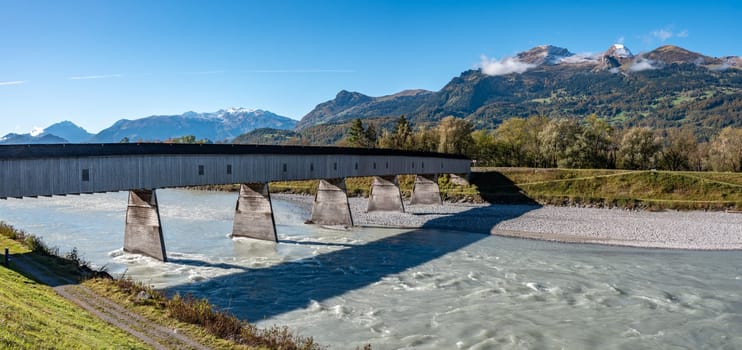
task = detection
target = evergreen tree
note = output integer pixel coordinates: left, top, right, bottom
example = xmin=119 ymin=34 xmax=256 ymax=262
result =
xmin=364 ymin=123 xmax=377 ymax=148
xmin=392 ymin=115 xmax=412 ymax=149
xmin=347 ymin=118 xmax=366 ymax=147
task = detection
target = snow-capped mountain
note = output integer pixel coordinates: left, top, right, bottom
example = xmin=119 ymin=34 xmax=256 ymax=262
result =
xmin=298 ymin=44 xmax=741 ymax=135
xmin=516 ymin=45 xmax=575 ymax=65
xmin=89 ymin=108 xmax=297 ymax=143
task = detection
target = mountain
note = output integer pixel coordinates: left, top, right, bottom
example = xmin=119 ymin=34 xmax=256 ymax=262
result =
xmin=297 ymin=44 xmax=742 ymax=137
xmin=40 ymin=121 xmax=94 ymax=143
xmin=0 ymin=120 xmax=91 ymax=144
xmin=0 ymin=133 xmax=69 ymax=144
xmin=295 ymin=89 xmax=435 ymax=130
xmin=90 ymin=108 xmax=297 ymax=143
xmin=516 ymin=45 xmax=574 ymax=65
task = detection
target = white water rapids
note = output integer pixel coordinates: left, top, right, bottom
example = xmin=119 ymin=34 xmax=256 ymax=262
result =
xmin=1 ymin=189 xmax=740 ymax=349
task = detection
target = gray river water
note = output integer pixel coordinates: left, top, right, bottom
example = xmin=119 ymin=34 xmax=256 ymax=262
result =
xmin=1 ymin=189 xmax=740 ymax=349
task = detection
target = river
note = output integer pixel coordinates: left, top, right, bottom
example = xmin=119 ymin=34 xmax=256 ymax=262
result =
xmin=1 ymin=189 xmax=740 ymax=349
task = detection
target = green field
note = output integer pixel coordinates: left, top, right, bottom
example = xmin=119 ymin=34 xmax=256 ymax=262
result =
xmin=0 ymin=236 xmax=148 ymax=349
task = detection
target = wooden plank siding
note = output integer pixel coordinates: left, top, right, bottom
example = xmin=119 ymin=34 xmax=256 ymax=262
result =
xmin=0 ymin=144 xmax=470 ymax=198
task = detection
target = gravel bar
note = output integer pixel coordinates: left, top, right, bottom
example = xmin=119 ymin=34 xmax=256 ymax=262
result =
xmin=274 ymin=194 xmax=742 ymax=250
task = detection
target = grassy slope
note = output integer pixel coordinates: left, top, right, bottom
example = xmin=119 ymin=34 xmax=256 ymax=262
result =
xmin=478 ymin=168 xmax=742 ymax=210
xmin=270 ymin=174 xmax=479 ymax=200
xmin=0 ymin=237 xmax=148 ymax=349
xmin=83 ymin=279 xmax=254 ymax=350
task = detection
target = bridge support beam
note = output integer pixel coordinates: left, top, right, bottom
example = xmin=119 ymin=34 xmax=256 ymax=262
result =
xmin=232 ymin=183 xmax=278 ymax=241
xmin=410 ymin=174 xmax=442 ymax=205
xmin=310 ymin=179 xmax=353 ymax=227
xmin=367 ymin=176 xmax=405 ymax=213
xmin=124 ymin=189 xmax=167 ymax=262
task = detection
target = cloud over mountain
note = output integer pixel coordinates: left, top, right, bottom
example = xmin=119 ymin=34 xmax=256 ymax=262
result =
xmin=478 ymin=55 xmax=536 ymax=76
xmin=629 ymin=58 xmax=661 ymax=72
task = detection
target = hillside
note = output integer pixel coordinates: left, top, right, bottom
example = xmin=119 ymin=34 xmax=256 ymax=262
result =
xmin=297 ymin=45 xmax=742 ymax=138
xmin=235 ymin=116 xmax=399 ymax=146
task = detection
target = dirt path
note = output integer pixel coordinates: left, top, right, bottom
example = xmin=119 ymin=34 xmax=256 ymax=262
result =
xmin=11 ymin=254 xmax=211 ymax=350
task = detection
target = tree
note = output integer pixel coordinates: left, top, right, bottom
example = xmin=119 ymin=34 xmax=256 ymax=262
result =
xmin=617 ymin=127 xmax=660 ymax=169
xmin=437 ymin=116 xmax=474 ymax=155
xmin=378 ymin=115 xmax=414 ymax=150
xmin=392 ymin=115 xmax=413 ymax=150
xmin=346 ymin=118 xmax=367 ymax=147
xmin=657 ymin=128 xmax=697 ymax=171
xmin=561 ymin=114 xmax=614 ymax=169
xmin=470 ymin=130 xmax=496 ymax=165
xmin=411 ymin=126 xmax=438 ymax=152
xmin=493 ymin=116 xmax=548 ymax=167
xmin=538 ymin=118 xmax=581 ymax=168
xmin=494 ymin=117 xmax=528 ymax=166
xmin=708 ymin=127 xmax=742 ymax=172
xmin=364 ymin=123 xmax=378 ymax=148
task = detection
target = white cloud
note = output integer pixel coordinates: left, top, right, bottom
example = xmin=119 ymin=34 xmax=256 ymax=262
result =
xmin=30 ymin=127 xmax=44 ymax=137
xmin=478 ymin=55 xmax=536 ymax=76
xmin=559 ymin=52 xmax=598 ymax=64
xmin=67 ymin=74 xmax=123 ymax=80
xmin=644 ymin=27 xmax=689 ymax=43
xmin=0 ymin=80 xmax=26 ymax=86
xmin=629 ymin=58 xmax=660 ymax=72
xmin=652 ymin=29 xmax=673 ymax=41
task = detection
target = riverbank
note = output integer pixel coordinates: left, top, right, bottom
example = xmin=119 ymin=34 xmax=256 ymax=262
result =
xmin=0 ymin=221 xmax=324 ymax=350
xmin=275 ymin=193 xmax=742 ymax=250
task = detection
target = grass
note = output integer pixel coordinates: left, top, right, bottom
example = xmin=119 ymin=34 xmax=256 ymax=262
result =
xmin=194 ymin=167 xmax=742 ymax=210
xmin=270 ymin=174 xmax=479 ymax=201
xmin=85 ymin=278 xmax=324 ymax=350
xmin=1 ymin=221 xmax=328 ymax=349
xmin=475 ymin=167 xmax=742 ymax=210
xmin=0 ymin=234 xmax=149 ymax=349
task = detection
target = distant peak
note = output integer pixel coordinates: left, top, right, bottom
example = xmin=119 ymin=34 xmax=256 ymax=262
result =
xmin=605 ymin=44 xmax=633 ymax=58
xmin=517 ymin=45 xmax=574 ymax=65
xmin=334 ymin=90 xmax=372 ymax=105
xmin=222 ymin=107 xmax=259 ymax=114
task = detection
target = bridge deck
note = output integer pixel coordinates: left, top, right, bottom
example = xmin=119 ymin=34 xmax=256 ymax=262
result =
xmin=1 ymin=143 xmax=470 ymax=198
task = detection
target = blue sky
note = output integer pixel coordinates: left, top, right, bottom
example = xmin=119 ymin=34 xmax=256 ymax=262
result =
xmin=1 ymin=0 xmax=740 ymax=136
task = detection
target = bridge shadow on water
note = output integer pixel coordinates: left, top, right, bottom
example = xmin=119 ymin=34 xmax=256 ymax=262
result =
xmin=167 ymin=180 xmax=540 ymax=322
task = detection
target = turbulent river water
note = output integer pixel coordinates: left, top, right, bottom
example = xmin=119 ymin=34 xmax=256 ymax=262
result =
xmin=1 ymin=189 xmax=741 ymax=349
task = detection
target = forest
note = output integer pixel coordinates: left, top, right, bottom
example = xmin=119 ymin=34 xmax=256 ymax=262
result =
xmin=337 ymin=115 xmax=742 ymax=172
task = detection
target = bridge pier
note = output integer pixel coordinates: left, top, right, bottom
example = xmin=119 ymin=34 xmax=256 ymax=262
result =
xmin=410 ymin=174 xmax=442 ymax=205
xmin=123 ymin=189 xmax=167 ymax=262
xmin=310 ymin=179 xmax=353 ymax=227
xmin=232 ymin=183 xmax=277 ymax=241
xmin=367 ymin=176 xmax=405 ymax=213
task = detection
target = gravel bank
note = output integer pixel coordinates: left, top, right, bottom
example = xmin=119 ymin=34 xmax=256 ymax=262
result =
xmin=274 ymin=193 xmax=742 ymax=250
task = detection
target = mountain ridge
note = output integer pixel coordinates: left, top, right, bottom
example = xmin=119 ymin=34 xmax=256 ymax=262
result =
xmin=297 ymin=44 xmax=742 ymax=136
xmin=1 ymin=108 xmax=297 ymax=144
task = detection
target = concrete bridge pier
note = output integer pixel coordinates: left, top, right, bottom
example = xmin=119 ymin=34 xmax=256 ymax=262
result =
xmin=367 ymin=176 xmax=405 ymax=213
xmin=232 ymin=183 xmax=278 ymax=241
xmin=310 ymin=179 xmax=353 ymax=227
xmin=124 ymin=189 xmax=167 ymax=262
xmin=410 ymin=174 xmax=442 ymax=205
